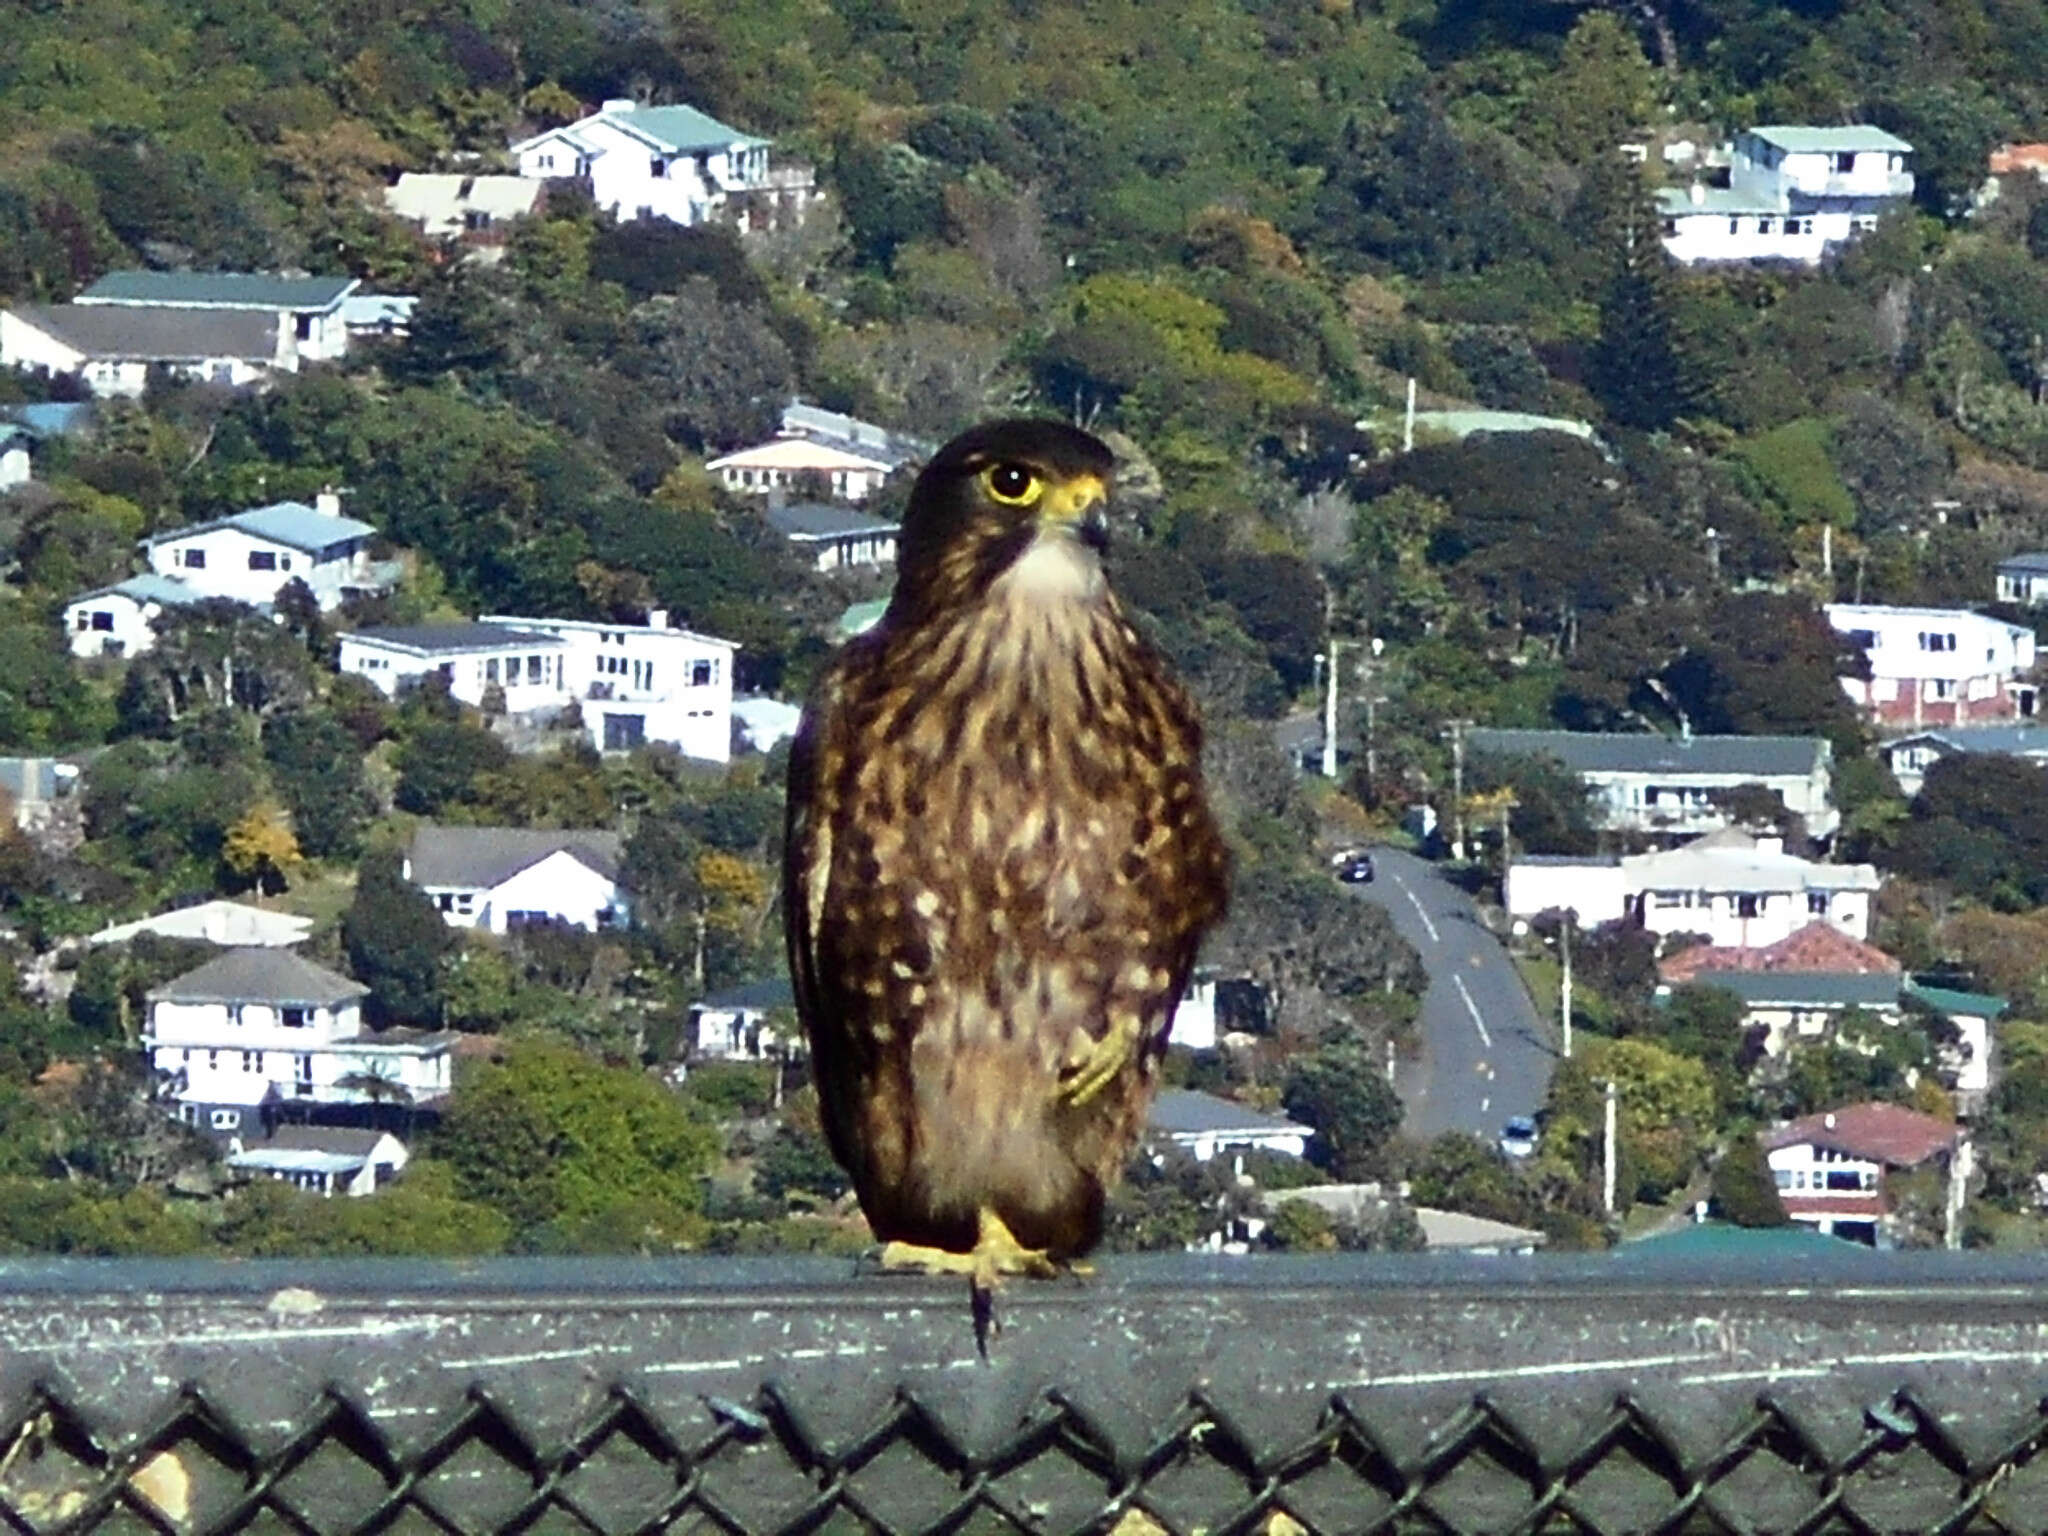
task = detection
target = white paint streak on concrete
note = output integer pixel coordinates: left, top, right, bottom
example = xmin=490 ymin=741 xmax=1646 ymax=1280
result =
xmin=1453 ymin=975 xmax=1494 ymax=1048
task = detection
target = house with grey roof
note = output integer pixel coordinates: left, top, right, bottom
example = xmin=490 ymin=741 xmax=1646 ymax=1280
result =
xmin=144 ymin=949 xmax=453 ymax=1139
xmin=1660 ymin=124 xmax=1912 ymax=265
xmin=779 ymin=402 xmax=932 ymax=470
xmin=62 ymin=573 xmax=205 ymax=659
xmin=1147 ymin=1089 xmax=1310 ymax=1166
xmin=512 ymin=98 xmax=811 ymax=230
xmin=689 ymin=976 xmax=799 ymax=1061
xmin=77 ymin=270 xmax=359 ymax=362
xmin=1467 ymin=728 xmax=1838 ymax=842
xmin=1996 ymin=551 xmax=2048 ymax=606
xmin=404 ymin=826 xmax=628 ymax=936
xmin=1876 ymin=722 xmax=2048 ymax=796
xmin=0 ymin=304 xmax=291 ymax=398
xmin=141 ymin=494 xmax=385 ymax=613
xmin=226 ymin=1125 xmax=409 ymax=1198
xmin=763 ymin=501 xmax=900 ymax=570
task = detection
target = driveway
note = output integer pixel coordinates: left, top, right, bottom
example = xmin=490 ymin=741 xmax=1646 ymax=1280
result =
xmin=1345 ymin=847 xmax=1558 ymax=1141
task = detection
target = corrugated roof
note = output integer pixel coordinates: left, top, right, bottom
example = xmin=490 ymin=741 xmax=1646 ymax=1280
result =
xmin=407 ymin=826 xmax=622 ymax=889
xmin=347 ymin=622 xmax=564 ymax=656
xmin=78 ymin=271 xmax=357 ymax=310
xmin=7 ymin=305 xmax=281 ymax=363
xmin=1468 ymin=729 xmax=1827 ymax=779
xmin=1745 ymin=125 xmax=1913 ymax=154
xmin=68 ymin=574 xmax=203 ymax=608
xmin=610 ymin=104 xmax=767 ymax=154
xmin=146 ymin=501 xmax=376 ymax=554
xmin=150 ymin=948 xmax=366 ymax=1006
xmin=1881 ymin=723 xmax=2048 ymax=758
xmin=765 ymin=502 xmax=901 ymax=539
xmin=1997 ymin=552 xmax=2048 ymax=574
xmin=697 ymin=976 xmax=795 ymax=1012
xmin=258 ymin=1126 xmax=396 ymax=1156
xmin=1148 ymin=1088 xmax=1310 ymax=1138
xmin=1765 ymin=1102 xmax=1956 ymax=1166
xmin=779 ymin=402 xmax=932 ymax=467
xmin=1688 ymin=970 xmax=1900 ymax=1009
xmin=1906 ymin=982 xmax=2008 ymax=1020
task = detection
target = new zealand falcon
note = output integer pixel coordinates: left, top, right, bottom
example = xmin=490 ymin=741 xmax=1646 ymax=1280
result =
xmin=784 ymin=418 xmax=1230 ymax=1328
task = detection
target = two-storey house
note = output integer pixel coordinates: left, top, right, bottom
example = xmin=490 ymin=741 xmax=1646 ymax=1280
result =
xmin=404 ymin=827 xmax=627 ymax=934
xmin=1826 ymin=603 xmax=2038 ymax=726
xmin=480 ymin=610 xmax=738 ymax=761
xmin=511 ymin=101 xmax=778 ymax=227
xmin=144 ymin=949 xmax=454 ymax=1139
xmin=1763 ymin=1103 xmax=1968 ymax=1245
xmin=63 ymin=574 xmax=202 ymax=659
xmin=141 ymin=497 xmax=384 ymax=612
xmin=1467 ymin=728 xmax=1839 ymax=843
xmin=1508 ymin=829 xmax=1880 ymax=946
xmin=1659 ymin=125 xmax=1913 ymax=266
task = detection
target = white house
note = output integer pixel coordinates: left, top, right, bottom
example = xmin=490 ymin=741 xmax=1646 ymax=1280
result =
xmin=480 ymin=610 xmax=738 ymax=761
xmin=1996 ymin=552 xmax=2048 ymax=605
xmin=144 ymin=949 xmax=454 ymax=1138
xmin=383 ymin=173 xmax=545 ymax=256
xmin=1763 ymin=1102 xmax=1966 ymax=1245
xmin=706 ymin=438 xmax=898 ymax=503
xmin=1876 ymin=722 xmax=2048 ymax=797
xmin=511 ymin=100 xmax=785 ymax=227
xmin=689 ymin=977 xmax=798 ymax=1060
xmin=90 ymin=899 xmax=313 ymax=950
xmin=404 ymin=826 xmax=627 ymax=935
xmin=1147 ymin=1089 xmax=1310 ymax=1165
xmin=1659 ymin=125 xmax=1913 ymax=266
xmin=1826 ymin=603 xmax=2038 ymax=726
xmin=226 ymin=1126 xmax=409 ymax=1198
xmin=0 ymin=305 xmax=291 ymax=398
xmin=62 ymin=574 xmax=203 ymax=659
xmin=1166 ymin=974 xmax=1220 ymax=1051
xmin=0 ymin=425 xmax=29 ymax=491
xmin=1508 ymin=828 xmax=1880 ymax=946
xmin=764 ymin=502 xmax=900 ymax=570
xmin=76 ymin=271 xmax=359 ymax=363
xmin=142 ymin=497 xmax=384 ymax=613
xmin=337 ymin=622 xmax=571 ymax=713
xmin=1467 ymin=728 xmax=1839 ymax=842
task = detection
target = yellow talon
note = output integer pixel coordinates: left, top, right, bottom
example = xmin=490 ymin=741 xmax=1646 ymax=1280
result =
xmin=874 ymin=1210 xmax=1059 ymax=1357
xmin=1061 ymin=1014 xmax=1140 ymax=1107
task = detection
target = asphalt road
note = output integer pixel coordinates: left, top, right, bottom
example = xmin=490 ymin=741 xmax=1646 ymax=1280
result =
xmin=1347 ymin=846 xmax=1558 ymax=1141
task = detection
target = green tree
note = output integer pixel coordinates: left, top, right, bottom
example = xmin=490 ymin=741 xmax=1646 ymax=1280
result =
xmin=342 ymin=847 xmax=455 ymax=1026
xmin=1282 ymin=1045 xmax=1404 ymax=1178
xmin=1711 ymin=1133 xmax=1789 ymax=1228
xmin=394 ymin=720 xmax=513 ymax=817
xmin=263 ymin=708 xmax=379 ymax=860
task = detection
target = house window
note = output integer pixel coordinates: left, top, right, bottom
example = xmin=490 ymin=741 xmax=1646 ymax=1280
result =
xmin=1737 ymin=894 xmax=1762 ymax=918
xmin=182 ymin=548 xmax=206 ymax=569
xmin=248 ymin=551 xmax=277 ymax=571
xmin=538 ymin=153 xmax=555 ymax=171
xmin=651 ymin=157 xmax=666 ymax=176
xmin=1758 ymin=218 xmax=1774 ymax=234
xmin=453 ymin=893 xmax=474 ymax=914
xmin=437 ymin=894 xmax=454 ymax=912
xmin=294 ymin=1055 xmax=313 ymax=1096
xmin=209 ymin=1109 xmax=241 ymax=1131
xmin=1917 ymin=632 xmax=1956 ymax=652
xmin=280 ymin=556 xmax=292 ymax=571
xmin=1661 ymin=218 xmax=1677 ymax=236
xmin=1808 ymin=892 xmax=1828 ymax=915
xmin=527 ymin=655 xmax=544 ymax=682
xmin=206 ymin=1050 xmax=220 ymax=1070
xmin=1831 ymin=151 xmax=1855 ymax=174
xmin=282 ymin=1007 xmax=308 ymax=1028
xmin=691 ymin=659 xmax=715 ymax=686
xmin=1728 ymin=218 xmax=1740 ymax=234
xmin=1928 ymin=678 xmax=1956 ymax=700
xmin=90 ymin=611 xmax=113 ymax=631
xmin=485 ymin=657 xmax=500 ymax=683
xmin=242 ymin=1051 xmax=260 ymax=1071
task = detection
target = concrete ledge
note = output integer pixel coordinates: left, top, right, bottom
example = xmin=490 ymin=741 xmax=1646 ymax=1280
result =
xmin=2 ymin=1252 xmax=2047 ymax=1531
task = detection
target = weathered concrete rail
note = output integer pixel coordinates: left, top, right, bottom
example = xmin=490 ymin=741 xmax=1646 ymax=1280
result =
xmin=2 ymin=1249 xmax=2047 ymax=1531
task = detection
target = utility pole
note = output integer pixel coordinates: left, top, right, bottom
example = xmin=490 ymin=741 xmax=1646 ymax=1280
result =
xmin=1403 ymin=376 xmax=1417 ymax=453
xmin=1560 ymin=911 xmax=1574 ymax=1061
xmin=1447 ymin=719 xmax=1472 ymax=860
xmin=1602 ymin=1079 xmax=1619 ymax=1216
xmin=1322 ymin=638 xmax=1342 ymax=780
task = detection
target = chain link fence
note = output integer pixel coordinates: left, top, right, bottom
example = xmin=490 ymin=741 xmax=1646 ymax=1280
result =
xmin=2 ymin=1252 xmax=2046 ymax=1534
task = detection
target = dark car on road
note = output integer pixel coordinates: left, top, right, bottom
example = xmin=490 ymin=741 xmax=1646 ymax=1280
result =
xmin=1334 ymin=850 xmax=1375 ymax=884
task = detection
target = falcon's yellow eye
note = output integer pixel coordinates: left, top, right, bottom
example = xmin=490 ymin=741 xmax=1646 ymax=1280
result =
xmin=985 ymin=463 xmax=1043 ymax=506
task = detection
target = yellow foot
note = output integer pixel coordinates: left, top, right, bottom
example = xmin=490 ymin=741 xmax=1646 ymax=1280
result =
xmin=873 ymin=1211 xmax=1061 ymax=1358
xmin=1059 ymin=1013 xmax=1142 ymax=1108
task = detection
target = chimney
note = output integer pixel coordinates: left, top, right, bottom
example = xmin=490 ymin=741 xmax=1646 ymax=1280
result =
xmin=1755 ymin=834 xmax=1784 ymax=856
xmin=315 ymin=487 xmax=342 ymax=518
xmin=1688 ymin=181 xmax=1706 ymax=205
xmin=648 ymin=608 xmax=669 ymax=630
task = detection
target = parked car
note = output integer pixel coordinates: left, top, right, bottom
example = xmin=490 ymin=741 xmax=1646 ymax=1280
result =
xmin=1333 ymin=850 xmax=1375 ymax=884
xmin=1499 ymin=1116 xmax=1539 ymax=1159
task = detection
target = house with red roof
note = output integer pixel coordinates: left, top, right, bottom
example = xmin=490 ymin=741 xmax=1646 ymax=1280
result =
xmin=1763 ymin=1103 xmax=1969 ymax=1246
xmin=1659 ymin=920 xmax=1900 ymax=985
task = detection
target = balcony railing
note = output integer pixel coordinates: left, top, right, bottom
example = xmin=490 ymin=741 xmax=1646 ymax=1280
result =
xmin=6 ymin=1249 xmax=2048 ymax=1532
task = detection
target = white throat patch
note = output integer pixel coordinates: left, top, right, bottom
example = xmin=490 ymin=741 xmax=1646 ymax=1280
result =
xmin=998 ymin=531 xmax=1105 ymax=606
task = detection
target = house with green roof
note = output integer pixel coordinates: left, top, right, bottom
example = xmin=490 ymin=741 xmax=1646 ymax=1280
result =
xmin=78 ymin=270 xmax=361 ymax=363
xmin=511 ymin=98 xmax=812 ymax=230
xmin=1660 ymin=124 xmax=1912 ymax=266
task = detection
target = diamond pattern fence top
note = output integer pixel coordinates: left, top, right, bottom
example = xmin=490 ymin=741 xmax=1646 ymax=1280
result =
xmin=2 ymin=1252 xmax=2047 ymax=1535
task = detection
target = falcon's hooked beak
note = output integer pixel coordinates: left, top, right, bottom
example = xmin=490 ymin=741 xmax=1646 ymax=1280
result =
xmin=1040 ymin=473 xmax=1110 ymax=553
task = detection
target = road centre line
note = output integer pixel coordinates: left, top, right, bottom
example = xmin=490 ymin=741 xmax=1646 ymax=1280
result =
xmin=1393 ymin=877 xmax=1440 ymax=944
xmin=1452 ymin=974 xmax=1494 ymax=1049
